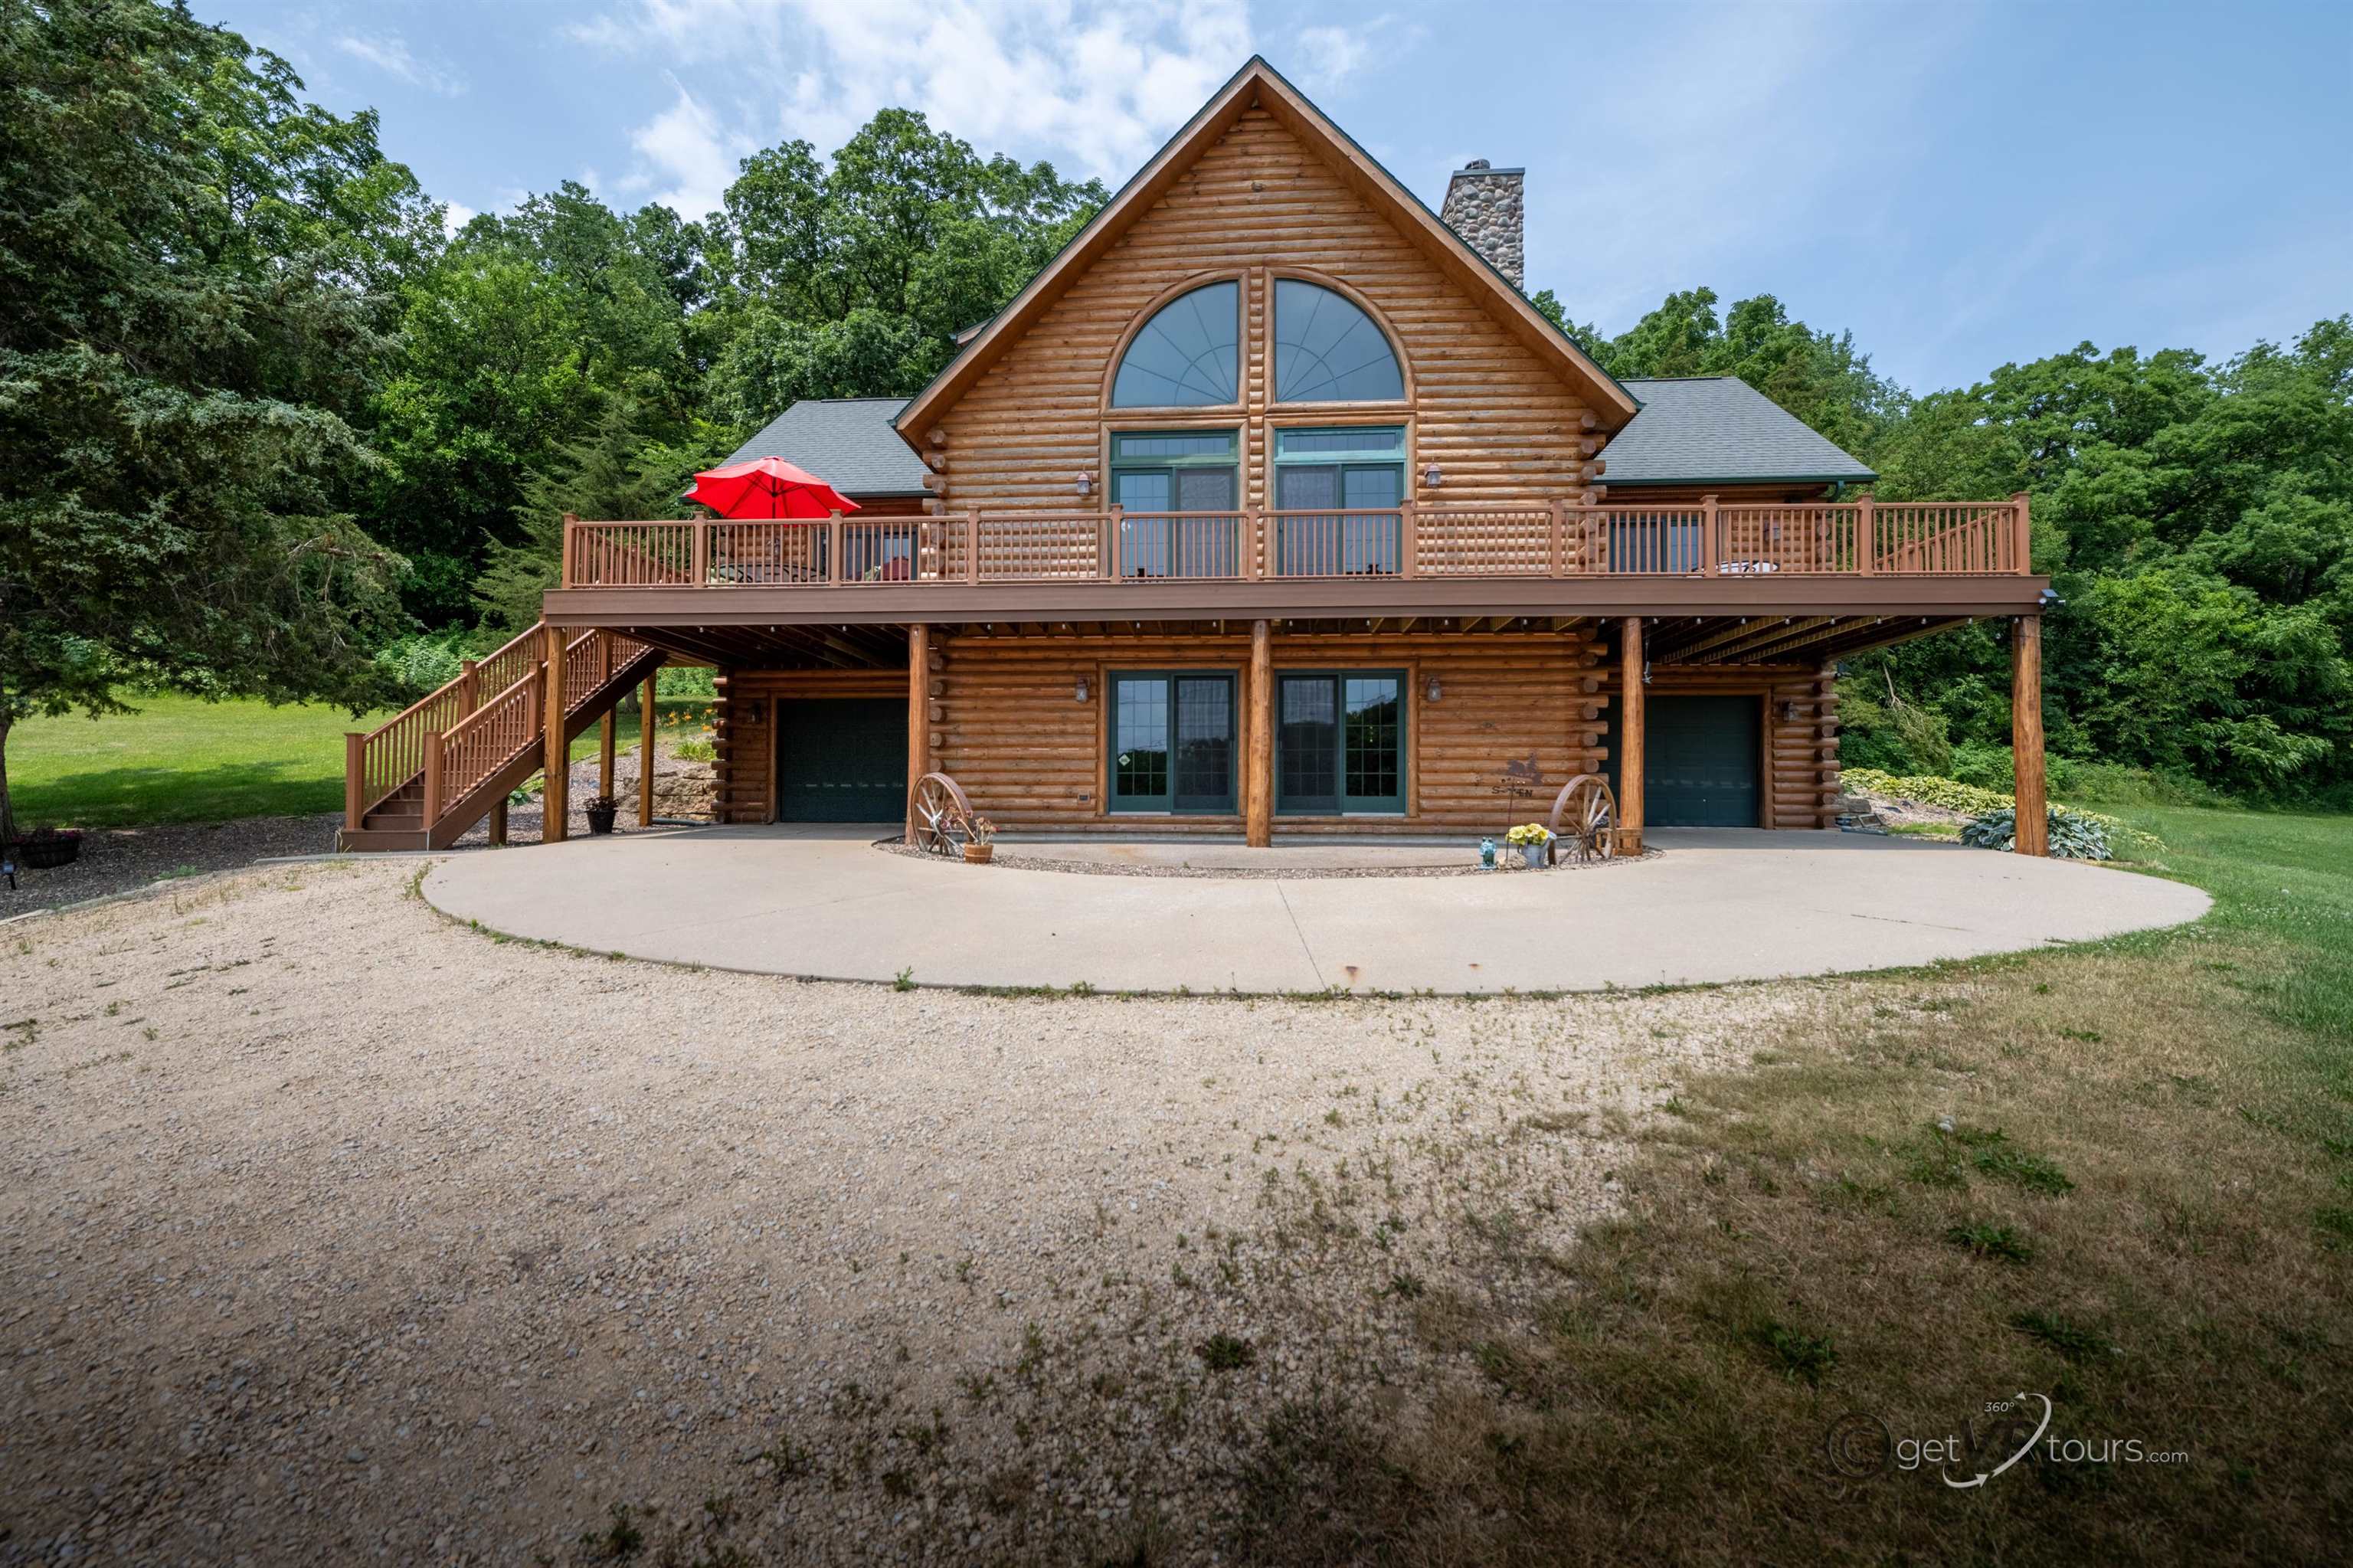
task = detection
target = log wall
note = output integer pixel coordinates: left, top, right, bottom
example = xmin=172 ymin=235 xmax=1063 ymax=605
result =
xmin=1605 ymin=662 xmax=1841 ymax=830
xmin=929 ymin=106 xmax=1600 ymax=514
xmin=712 ymin=643 xmax=1842 ymax=833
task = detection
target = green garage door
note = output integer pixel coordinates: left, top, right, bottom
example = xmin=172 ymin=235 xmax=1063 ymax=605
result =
xmin=1607 ymin=694 xmax=1760 ymax=827
xmin=776 ymin=699 xmax=906 ymax=822
xmin=1643 ymin=695 xmax=1759 ymax=827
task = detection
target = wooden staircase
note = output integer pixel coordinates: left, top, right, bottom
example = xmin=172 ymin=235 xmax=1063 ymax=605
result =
xmin=341 ymin=625 xmax=663 ymax=852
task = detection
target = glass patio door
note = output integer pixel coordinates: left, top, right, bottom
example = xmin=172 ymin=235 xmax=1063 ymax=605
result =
xmin=1275 ymin=670 xmax=1406 ymax=814
xmin=1109 ymin=672 xmax=1236 ymax=813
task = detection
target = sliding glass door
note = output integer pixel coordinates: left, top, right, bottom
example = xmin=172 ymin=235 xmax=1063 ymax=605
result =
xmin=1108 ymin=672 xmax=1237 ymax=813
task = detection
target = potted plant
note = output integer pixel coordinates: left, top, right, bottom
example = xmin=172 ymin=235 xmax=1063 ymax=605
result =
xmin=15 ymin=826 xmax=83 ymax=869
xmin=963 ymin=816 xmax=998 ymax=864
xmin=584 ymin=795 xmax=620 ymax=836
xmin=1504 ymin=823 xmax=1552 ymax=869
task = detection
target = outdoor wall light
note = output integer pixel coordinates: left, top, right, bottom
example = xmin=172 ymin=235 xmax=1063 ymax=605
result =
xmin=1422 ymin=463 xmax=1442 ymax=487
xmin=1781 ymin=699 xmax=1802 ymax=723
xmin=1425 ymin=676 xmax=1442 ymax=702
xmin=1074 ymin=676 xmax=1088 ymax=702
xmin=1075 ymin=471 xmax=1094 ymax=496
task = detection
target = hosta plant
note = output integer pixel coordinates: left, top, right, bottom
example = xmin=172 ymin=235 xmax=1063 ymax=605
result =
xmin=1959 ymin=806 xmax=2112 ymax=860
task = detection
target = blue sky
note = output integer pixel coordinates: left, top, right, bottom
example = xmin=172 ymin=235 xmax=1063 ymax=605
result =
xmin=211 ymin=0 xmax=2348 ymax=394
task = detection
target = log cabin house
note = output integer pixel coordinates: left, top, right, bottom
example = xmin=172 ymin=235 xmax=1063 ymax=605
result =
xmin=342 ymin=57 xmax=2054 ymax=857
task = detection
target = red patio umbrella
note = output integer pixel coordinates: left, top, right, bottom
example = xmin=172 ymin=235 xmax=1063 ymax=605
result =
xmin=688 ymin=457 xmax=862 ymax=519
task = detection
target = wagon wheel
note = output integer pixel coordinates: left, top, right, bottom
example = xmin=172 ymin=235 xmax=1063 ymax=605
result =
xmin=909 ymin=771 xmax=977 ymax=856
xmin=1545 ymin=774 xmax=1618 ymax=864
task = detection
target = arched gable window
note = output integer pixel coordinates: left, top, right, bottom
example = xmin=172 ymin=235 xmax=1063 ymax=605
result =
xmin=1111 ymin=281 xmax=1240 ymax=407
xmin=1273 ymin=279 xmax=1403 ymax=403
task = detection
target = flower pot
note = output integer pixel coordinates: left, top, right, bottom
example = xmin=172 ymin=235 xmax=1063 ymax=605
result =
xmin=584 ymin=804 xmax=618 ymax=836
xmin=1520 ymin=842 xmax=1547 ymax=869
xmin=18 ymin=835 xmax=81 ymax=869
xmin=963 ymin=842 xmax=995 ymax=864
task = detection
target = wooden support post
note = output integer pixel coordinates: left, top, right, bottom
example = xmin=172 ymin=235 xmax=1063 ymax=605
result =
xmin=421 ymin=731 xmax=443 ymax=830
xmin=1245 ymin=619 xmax=1273 ymax=848
xmin=638 ymin=672 xmax=657 ymax=828
xmin=964 ymin=506 xmax=980 ymax=584
xmin=2011 ymin=490 xmax=2033 ymax=575
xmin=2011 ymin=614 xmax=2047 ymax=856
xmin=1618 ymin=616 xmax=1645 ymax=855
xmin=1399 ymin=500 xmax=1418 ymax=578
xmin=343 ymin=732 xmax=365 ymax=833
xmin=598 ymin=709 xmax=616 ymax=800
xmin=561 ymin=513 xmax=578 ymax=589
xmin=1703 ymin=494 xmax=1722 ymax=577
xmin=829 ymin=510 xmax=846 ymax=584
xmin=1856 ymin=490 xmax=1876 ymax=575
xmin=489 ymin=799 xmax=507 ymax=846
xmin=542 ymin=624 xmax=568 ymax=843
xmin=905 ymin=624 xmax=930 ymax=846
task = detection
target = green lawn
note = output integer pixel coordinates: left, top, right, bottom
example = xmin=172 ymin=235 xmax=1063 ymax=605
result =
xmin=8 ymin=688 xmax=715 ymax=830
xmin=1233 ymin=806 xmax=2353 ymax=1563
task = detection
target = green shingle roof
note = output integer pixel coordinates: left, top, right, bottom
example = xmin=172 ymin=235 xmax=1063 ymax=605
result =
xmin=722 ymin=397 xmax=930 ymax=496
xmin=1606 ymin=377 xmax=1876 ymax=487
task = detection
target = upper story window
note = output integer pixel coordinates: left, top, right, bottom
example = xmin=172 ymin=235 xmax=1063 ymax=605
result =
xmin=1273 ymin=280 xmax=1403 ymax=403
xmin=1111 ymin=281 xmax=1240 ymax=407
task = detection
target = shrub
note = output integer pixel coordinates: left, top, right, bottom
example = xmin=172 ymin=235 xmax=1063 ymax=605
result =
xmin=371 ymin=629 xmax=475 ymax=699
xmin=1959 ymin=805 xmax=2112 ymax=860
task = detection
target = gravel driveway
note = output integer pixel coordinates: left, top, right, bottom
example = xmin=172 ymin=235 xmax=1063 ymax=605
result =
xmin=0 ymin=861 xmax=1815 ymax=1564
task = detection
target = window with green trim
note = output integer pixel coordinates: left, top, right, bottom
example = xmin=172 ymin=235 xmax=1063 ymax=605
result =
xmin=1108 ymin=671 xmax=1238 ymax=813
xmin=1275 ymin=670 xmax=1406 ymax=814
xmin=1272 ymin=426 xmax=1405 ymax=574
xmin=1109 ymin=430 xmax=1240 ymax=578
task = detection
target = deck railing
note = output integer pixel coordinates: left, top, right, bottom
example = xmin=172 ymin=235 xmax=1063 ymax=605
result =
xmin=561 ymin=494 xmax=2031 ymax=591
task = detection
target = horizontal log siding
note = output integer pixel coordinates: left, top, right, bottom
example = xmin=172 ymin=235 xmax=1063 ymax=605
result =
xmin=930 ymin=631 xmax=1606 ymax=835
xmin=1607 ymin=663 xmax=1841 ymax=830
xmin=933 ymin=108 xmax=1596 ymax=514
xmin=712 ymin=667 xmax=908 ymax=824
xmin=712 ymin=647 xmax=1842 ymax=834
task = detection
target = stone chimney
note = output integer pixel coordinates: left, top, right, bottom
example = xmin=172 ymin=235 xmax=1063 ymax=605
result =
xmin=1439 ymin=159 xmax=1525 ymax=290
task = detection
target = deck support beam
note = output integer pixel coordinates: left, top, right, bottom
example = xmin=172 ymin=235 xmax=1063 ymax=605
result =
xmin=638 ymin=672 xmax=658 ymax=828
xmin=1618 ymin=615 xmax=1645 ymax=855
xmin=905 ymin=624 xmax=930 ymax=846
xmin=2011 ymin=614 xmax=2047 ymax=856
xmin=598 ymin=710 xmax=616 ymax=801
xmin=1245 ymin=618 xmax=1273 ymax=846
xmin=489 ymin=799 xmax=507 ymax=846
xmin=542 ymin=624 xmax=568 ymax=843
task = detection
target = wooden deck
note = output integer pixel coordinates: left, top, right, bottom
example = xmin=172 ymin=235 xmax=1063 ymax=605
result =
xmin=565 ymin=496 xmax=2031 ymax=590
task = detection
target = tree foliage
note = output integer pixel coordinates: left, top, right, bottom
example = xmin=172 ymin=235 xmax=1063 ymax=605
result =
xmin=0 ymin=0 xmax=428 ymax=842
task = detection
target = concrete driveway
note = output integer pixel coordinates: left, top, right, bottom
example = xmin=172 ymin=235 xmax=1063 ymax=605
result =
xmin=421 ymin=826 xmax=2211 ymax=994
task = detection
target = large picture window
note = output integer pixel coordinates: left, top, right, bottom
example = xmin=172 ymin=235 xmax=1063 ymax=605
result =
xmin=1112 ymin=281 xmax=1241 ymax=407
xmin=1273 ymin=280 xmax=1403 ymax=403
xmin=1108 ymin=671 xmax=1238 ymax=813
xmin=1276 ymin=670 xmax=1406 ymax=814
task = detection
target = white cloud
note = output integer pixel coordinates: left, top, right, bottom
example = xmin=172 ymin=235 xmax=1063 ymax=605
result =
xmin=627 ymin=80 xmax=755 ymax=219
xmin=574 ymin=0 xmax=1253 ymax=192
xmin=1293 ymin=15 xmax=1422 ymax=93
xmin=440 ymin=201 xmax=479 ymax=237
xmin=335 ymin=32 xmax=466 ymax=97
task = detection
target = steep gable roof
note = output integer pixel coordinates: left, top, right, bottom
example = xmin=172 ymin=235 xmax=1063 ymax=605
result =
xmin=724 ymin=397 xmax=931 ymax=496
xmin=1605 ymin=378 xmax=1877 ymax=487
xmin=894 ymin=56 xmax=1639 ymax=450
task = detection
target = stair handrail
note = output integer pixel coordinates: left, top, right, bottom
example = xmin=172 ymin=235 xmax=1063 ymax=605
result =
xmin=345 ymin=622 xmax=551 ymax=828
